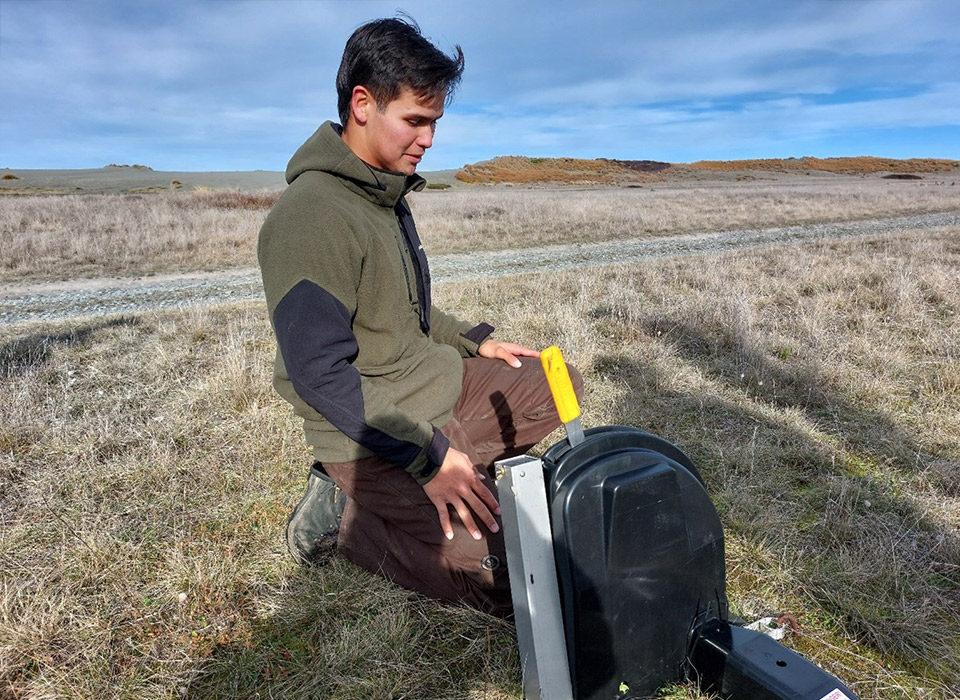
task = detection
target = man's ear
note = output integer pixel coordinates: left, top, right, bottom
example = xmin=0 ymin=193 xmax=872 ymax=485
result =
xmin=349 ymin=85 xmax=374 ymax=126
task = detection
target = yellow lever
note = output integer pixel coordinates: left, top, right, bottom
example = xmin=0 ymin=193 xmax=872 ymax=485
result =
xmin=541 ymin=346 xmax=585 ymax=446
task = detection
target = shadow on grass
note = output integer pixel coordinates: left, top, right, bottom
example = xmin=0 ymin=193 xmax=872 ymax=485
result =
xmin=644 ymin=313 xmax=950 ymax=486
xmin=0 ymin=316 xmax=141 ymax=378
xmin=185 ymin=557 xmax=521 ymax=699
xmin=588 ymin=334 xmax=960 ymax=694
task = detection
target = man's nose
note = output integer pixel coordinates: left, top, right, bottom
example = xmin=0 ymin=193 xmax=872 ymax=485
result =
xmin=417 ymin=124 xmax=435 ymax=149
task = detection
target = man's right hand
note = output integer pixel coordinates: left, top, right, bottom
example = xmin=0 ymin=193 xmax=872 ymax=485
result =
xmin=422 ymin=447 xmax=501 ymax=541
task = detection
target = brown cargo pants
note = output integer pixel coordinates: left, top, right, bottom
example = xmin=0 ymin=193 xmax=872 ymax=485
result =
xmin=322 ymin=356 xmax=583 ymax=616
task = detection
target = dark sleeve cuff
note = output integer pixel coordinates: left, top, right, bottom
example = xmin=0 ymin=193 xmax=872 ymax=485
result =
xmin=414 ymin=426 xmax=449 ymax=485
xmin=427 ymin=426 xmax=450 ymax=467
xmin=461 ymin=322 xmax=495 ymax=346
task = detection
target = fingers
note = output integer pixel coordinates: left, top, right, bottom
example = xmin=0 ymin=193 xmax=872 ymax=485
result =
xmin=444 ymin=473 xmax=499 ymax=540
xmin=434 ymin=501 xmax=454 ymax=540
xmin=474 ymin=473 xmax=501 ymax=517
xmin=478 ymin=338 xmax=540 ymax=368
xmin=499 ymin=342 xmax=540 ymax=358
xmin=428 ymin=486 xmax=490 ymax=541
xmin=497 ymin=347 xmax=522 ymax=368
xmin=464 ymin=481 xmax=500 ymax=536
xmin=452 ymin=499 xmax=482 ymax=540
xmin=424 ymin=449 xmax=501 ymax=540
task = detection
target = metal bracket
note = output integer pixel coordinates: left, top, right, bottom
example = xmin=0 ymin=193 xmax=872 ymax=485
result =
xmin=496 ymin=455 xmax=573 ymax=700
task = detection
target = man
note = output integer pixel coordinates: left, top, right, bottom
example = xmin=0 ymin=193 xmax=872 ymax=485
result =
xmin=258 ymin=17 xmax=581 ymax=615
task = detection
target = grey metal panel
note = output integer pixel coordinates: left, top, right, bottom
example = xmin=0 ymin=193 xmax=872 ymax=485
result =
xmin=496 ymin=455 xmax=573 ymax=700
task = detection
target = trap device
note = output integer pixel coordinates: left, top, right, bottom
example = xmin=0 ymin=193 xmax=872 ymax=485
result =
xmin=495 ymin=346 xmax=859 ymax=700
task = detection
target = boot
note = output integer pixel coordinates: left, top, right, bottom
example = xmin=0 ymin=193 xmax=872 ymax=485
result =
xmin=285 ymin=463 xmax=348 ymax=565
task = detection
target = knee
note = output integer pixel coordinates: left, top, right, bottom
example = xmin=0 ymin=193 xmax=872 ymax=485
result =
xmin=528 ymin=357 xmax=584 ymax=403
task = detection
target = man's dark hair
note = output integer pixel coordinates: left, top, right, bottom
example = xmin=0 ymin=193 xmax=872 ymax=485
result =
xmin=336 ymin=17 xmax=464 ymax=126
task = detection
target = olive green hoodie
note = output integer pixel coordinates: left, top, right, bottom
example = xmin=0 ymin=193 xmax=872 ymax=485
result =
xmin=258 ymin=122 xmax=491 ymax=484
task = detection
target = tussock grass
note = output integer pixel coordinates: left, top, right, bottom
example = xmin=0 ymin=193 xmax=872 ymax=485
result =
xmin=2 ymin=227 xmax=959 ymax=697
xmin=3 ymin=180 xmax=960 ymax=283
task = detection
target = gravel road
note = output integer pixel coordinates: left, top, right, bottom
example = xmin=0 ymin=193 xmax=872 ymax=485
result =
xmin=2 ymin=210 xmax=957 ymax=328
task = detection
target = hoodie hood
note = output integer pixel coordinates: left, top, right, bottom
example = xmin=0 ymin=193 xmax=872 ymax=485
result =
xmin=285 ymin=121 xmax=425 ymax=208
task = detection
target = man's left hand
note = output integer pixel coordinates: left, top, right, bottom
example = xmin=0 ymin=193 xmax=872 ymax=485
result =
xmin=478 ymin=339 xmax=539 ymax=368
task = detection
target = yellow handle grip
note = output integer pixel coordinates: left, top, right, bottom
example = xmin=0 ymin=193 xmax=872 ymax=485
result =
xmin=540 ymin=346 xmax=581 ymax=424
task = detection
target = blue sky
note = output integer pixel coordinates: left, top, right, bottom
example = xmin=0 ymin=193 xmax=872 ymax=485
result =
xmin=1 ymin=0 xmax=958 ymax=171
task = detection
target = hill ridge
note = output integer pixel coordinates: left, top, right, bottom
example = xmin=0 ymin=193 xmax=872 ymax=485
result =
xmin=455 ymin=155 xmax=960 ymax=185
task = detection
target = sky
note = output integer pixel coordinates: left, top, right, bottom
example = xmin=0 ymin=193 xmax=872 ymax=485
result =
xmin=1 ymin=0 xmax=958 ymax=172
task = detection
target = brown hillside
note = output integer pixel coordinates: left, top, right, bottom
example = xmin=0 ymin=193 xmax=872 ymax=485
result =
xmin=689 ymin=156 xmax=960 ymax=174
xmin=455 ymin=155 xmax=960 ymax=184
xmin=455 ymin=156 xmax=660 ymax=185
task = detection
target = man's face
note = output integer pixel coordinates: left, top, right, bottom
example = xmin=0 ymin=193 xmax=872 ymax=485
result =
xmin=355 ymin=87 xmax=445 ymax=175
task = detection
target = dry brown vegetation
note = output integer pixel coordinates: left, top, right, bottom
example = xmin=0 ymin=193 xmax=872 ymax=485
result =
xmin=3 ymin=179 xmax=960 ymax=284
xmin=690 ymin=156 xmax=960 ymax=174
xmin=0 ymin=190 xmax=278 ymax=283
xmin=412 ymin=180 xmax=960 ymax=255
xmin=2 ymin=207 xmax=960 ymax=698
xmin=456 ymin=155 xmax=960 ymax=184
xmin=183 ymin=189 xmax=279 ymax=210
xmin=455 ymin=156 xmax=648 ymax=184
xmin=3 ymin=178 xmax=960 ymax=698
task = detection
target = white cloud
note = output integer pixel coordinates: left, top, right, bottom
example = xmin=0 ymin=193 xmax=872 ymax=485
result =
xmin=2 ymin=0 xmax=958 ymax=168
xmin=459 ymin=0 xmax=960 ymax=109
xmin=436 ymin=78 xmax=960 ymax=166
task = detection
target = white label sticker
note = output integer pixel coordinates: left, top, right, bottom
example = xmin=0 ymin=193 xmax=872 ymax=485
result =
xmin=818 ymin=690 xmax=851 ymax=700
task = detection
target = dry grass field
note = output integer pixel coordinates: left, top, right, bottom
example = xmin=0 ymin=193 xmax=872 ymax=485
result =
xmin=2 ymin=177 xmax=960 ymax=284
xmin=2 ymin=180 xmax=960 ymax=699
xmin=411 ymin=179 xmax=960 ymax=256
xmin=0 ymin=190 xmax=277 ymax=284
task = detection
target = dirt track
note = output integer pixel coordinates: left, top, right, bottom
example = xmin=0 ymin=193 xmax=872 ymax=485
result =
xmin=2 ymin=210 xmax=957 ymax=328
